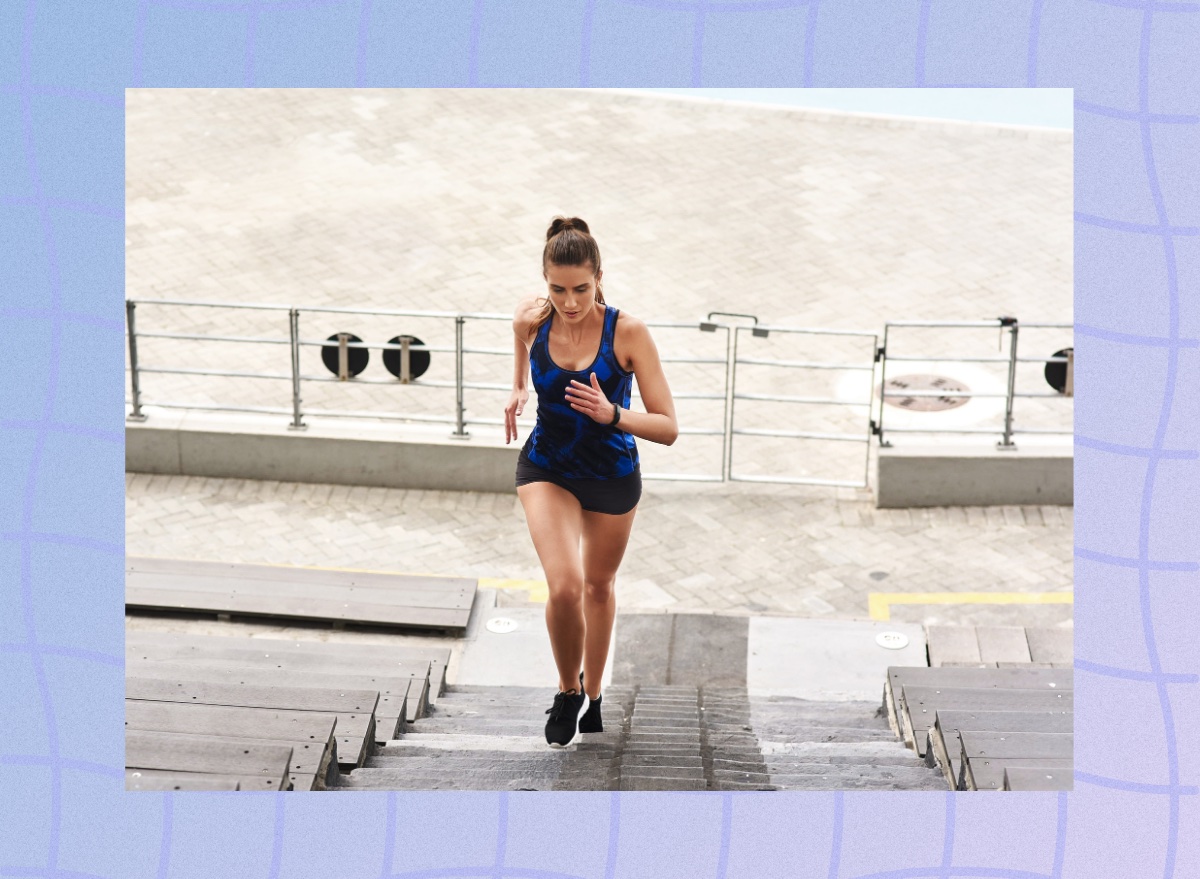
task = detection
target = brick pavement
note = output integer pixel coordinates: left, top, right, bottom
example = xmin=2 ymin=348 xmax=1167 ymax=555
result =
xmin=125 ymin=472 xmax=1073 ymax=629
xmin=125 ymin=89 xmax=1072 ymax=485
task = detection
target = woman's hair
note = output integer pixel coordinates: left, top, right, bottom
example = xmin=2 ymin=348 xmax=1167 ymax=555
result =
xmin=532 ymin=216 xmax=604 ymax=332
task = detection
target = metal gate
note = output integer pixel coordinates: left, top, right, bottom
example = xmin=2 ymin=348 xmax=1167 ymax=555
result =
xmin=717 ymin=315 xmax=879 ymax=488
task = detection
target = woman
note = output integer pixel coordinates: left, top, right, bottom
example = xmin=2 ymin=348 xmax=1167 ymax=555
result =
xmin=505 ymin=216 xmax=678 ymax=748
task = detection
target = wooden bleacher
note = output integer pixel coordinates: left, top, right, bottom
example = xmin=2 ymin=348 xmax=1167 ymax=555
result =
xmin=883 ymin=624 xmax=1073 ymax=791
xmin=125 ymin=557 xmax=464 ymax=791
xmin=126 ymin=556 xmax=476 ymax=632
xmin=926 ymin=624 xmax=1072 ymax=667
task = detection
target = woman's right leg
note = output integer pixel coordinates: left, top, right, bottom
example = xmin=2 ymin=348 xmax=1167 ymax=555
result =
xmin=517 ymin=480 xmax=586 ymax=692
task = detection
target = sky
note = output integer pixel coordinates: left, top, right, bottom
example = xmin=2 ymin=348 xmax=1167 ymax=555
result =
xmin=628 ymin=88 xmax=1073 ymax=130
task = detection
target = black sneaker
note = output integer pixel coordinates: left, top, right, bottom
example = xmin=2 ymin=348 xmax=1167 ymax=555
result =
xmin=579 ymin=672 xmax=603 ymax=733
xmin=544 ymin=688 xmax=589 ymax=748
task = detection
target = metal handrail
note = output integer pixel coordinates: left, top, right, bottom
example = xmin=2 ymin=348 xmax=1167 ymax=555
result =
xmin=125 ymin=299 xmax=1073 ymax=484
xmin=125 ymin=298 xmax=734 ymax=481
xmin=876 ymin=319 xmax=1072 ymax=449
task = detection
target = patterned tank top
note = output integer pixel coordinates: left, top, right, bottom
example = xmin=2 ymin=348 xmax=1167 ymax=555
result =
xmin=522 ymin=304 xmax=639 ymax=478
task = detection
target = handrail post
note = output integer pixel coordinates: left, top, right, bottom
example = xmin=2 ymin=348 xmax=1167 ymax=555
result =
xmin=863 ymin=332 xmax=879 ymax=487
xmin=288 ymin=308 xmax=306 ymax=430
xmin=997 ymin=316 xmax=1019 ymax=449
xmin=726 ymin=325 xmax=739 ymax=481
xmin=125 ymin=299 xmax=147 ymax=421
xmin=874 ymin=323 xmax=890 ymax=447
xmin=451 ymin=315 xmax=468 ymax=438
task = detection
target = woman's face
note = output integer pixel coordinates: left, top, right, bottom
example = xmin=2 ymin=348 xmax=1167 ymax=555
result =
xmin=544 ymin=263 xmax=602 ymax=322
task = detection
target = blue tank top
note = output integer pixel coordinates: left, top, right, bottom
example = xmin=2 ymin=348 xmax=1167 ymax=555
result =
xmin=522 ymin=304 xmax=639 ymax=478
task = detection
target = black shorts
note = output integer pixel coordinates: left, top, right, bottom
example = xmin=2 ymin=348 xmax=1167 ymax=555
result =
xmin=515 ymin=452 xmax=642 ymax=515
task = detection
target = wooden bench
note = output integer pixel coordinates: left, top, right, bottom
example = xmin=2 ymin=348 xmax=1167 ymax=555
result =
xmin=125 ymin=771 xmax=245 ymax=791
xmin=1004 ymin=765 xmax=1073 ymax=790
xmin=125 ymin=659 xmax=413 ymax=741
xmin=958 ymin=730 xmax=1073 ymax=790
xmin=901 ymin=685 xmax=1072 ymax=756
xmin=126 ymin=630 xmax=445 ymax=721
xmin=125 ymin=700 xmax=340 ymax=790
xmin=928 ymin=708 xmax=1073 ymax=788
xmin=126 ymin=677 xmax=379 ymax=768
xmin=126 ymin=556 xmax=476 ymax=631
xmin=884 ymin=666 xmax=1072 ymax=750
xmin=926 ymin=625 xmax=1073 ymax=667
xmin=125 ymin=730 xmax=292 ymax=791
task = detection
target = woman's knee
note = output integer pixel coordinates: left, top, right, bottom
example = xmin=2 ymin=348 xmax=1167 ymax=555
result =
xmin=584 ymin=576 xmax=615 ymax=603
xmin=547 ymin=573 xmax=585 ymax=606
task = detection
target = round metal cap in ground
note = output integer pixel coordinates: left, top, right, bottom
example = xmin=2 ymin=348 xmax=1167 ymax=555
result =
xmin=880 ymin=374 xmax=970 ymax=411
xmin=485 ymin=616 xmax=518 ymax=634
xmin=875 ymin=631 xmax=910 ymax=650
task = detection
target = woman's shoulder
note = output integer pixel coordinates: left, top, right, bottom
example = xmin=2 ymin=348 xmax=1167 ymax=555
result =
xmin=513 ymin=295 xmax=547 ymax=336
xmin=612 ymin=308 xmax=648 ymax=340
xmin=611 ymin=307 xmax=649 ymax=372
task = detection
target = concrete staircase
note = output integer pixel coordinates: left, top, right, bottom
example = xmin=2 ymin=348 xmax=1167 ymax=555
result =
xmin=333 ymin=682 xmax=947 ymax=791
xmin=702 ymin=689 xmax=947 ymax=790
xmin=621 ymin=686 xmax=708 ymax=790
xmin=334 ymin=684 xmax=635 ymax=791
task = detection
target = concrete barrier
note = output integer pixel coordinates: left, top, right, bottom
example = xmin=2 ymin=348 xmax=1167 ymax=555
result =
xmin=127 ymin=412 xmax=1073 ymax=508
xmin=126 ymin=410 xmax=521 ymax=494
xmin=874 ymin=442 xmax=1072 ymax=508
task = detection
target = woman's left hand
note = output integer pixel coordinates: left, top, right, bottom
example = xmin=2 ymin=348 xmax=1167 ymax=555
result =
xmin=565 ymin=372 xmax=616 ymax=424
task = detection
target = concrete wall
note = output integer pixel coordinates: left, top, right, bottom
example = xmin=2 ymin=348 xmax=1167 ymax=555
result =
xmin=127 ymin=412 xmax=1073 ymax=508
xmin=874 ymin=443 xmax=1072 ymax=508
xmin=126 ymin=411 xmax=521 ymax=494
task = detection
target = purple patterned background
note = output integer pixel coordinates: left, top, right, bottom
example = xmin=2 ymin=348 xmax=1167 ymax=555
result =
xmin=1 ymin=1 xmax=1197 ymax=877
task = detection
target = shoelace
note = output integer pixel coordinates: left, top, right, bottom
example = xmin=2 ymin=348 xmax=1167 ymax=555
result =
xmin=545 ymin=690 xmax=574 ymax=722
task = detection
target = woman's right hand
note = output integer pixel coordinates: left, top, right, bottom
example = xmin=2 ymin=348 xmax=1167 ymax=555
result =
xmin=505 ymin=388 xmax=529 ymax=444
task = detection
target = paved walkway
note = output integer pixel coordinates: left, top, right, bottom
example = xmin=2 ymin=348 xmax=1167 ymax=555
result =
xmin=125 ymin=89 xmax=1072 ymax=631
xmin=126 ymin=472 xmax=1072 ymax=628
xmin=125 ymin=89 xmax=1073 ymax=483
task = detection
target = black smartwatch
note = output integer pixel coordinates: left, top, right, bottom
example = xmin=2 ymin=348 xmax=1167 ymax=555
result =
xmin=609 ymin=402 xmax=621 ymax=427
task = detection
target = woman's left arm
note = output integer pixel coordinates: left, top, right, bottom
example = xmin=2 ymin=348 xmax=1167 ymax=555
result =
xmin=565 ymin=317 xmax=679 ymax=446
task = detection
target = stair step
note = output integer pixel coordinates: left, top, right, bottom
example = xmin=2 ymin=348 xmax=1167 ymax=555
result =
xmin=624 ymin=755 xmax=704 ymax=768
xmin=758 ymin=740 xmax=916 ymax=758
xmin=338 ymin=771 xmax=619 ymax=791
xmin=620 ymin=776 xmax=707 ymax=791
xmin=712 ymin=780 xmax=779 ymax=791
xmin=718 ymin=725 xmax=895 ymax=741
xmin=764 ymin=764 xmax=949 ymax=783
xmin=365 ymin=756 xmax=618 ymax=772
xmin=772 ymin=774 xmax=948 ymax=791
xmin=381 ymin=738 xmax=620 ymax=753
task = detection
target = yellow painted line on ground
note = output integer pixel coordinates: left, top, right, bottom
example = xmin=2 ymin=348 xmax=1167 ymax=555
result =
xmin=479 ymin=578 xmax=549 ymax=603
xmin=868 ymin=591 xmax=1074 ymax=622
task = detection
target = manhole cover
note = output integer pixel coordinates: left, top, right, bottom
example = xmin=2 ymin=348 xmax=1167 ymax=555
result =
xmin=875 ymin=631 xmax=910 ymax=650
xmin=881 ymin=374 xmax=970 ymax=411
xmin=486 ymin=617 xmax=518 ymax=634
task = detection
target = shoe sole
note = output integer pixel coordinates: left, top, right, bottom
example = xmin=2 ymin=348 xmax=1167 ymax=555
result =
xmin=548 ymin=694 xmax=589 ymax=749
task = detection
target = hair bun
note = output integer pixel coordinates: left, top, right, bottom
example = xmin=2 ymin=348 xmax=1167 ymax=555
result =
xmin=547 ymin=216 xmax=590 ymax=241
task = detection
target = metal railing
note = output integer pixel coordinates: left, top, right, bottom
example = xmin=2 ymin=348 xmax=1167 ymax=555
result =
xmin=874 ymin=319 xmax=1073 ymax=449
xmin=723 ymin=318 xmax=879 ymax=488
xmin=125 ymin=298 xmax=733 ymax=481
xmin=125 ymin=299 xmax=1073 ymax=485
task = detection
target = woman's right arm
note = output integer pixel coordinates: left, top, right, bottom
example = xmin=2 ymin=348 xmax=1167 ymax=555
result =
xmin=505 ymin=297 xmax=539 ymax=444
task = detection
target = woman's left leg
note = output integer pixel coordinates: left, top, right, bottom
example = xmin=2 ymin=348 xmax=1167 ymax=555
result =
xmin=579 ymin=504 xmax=638 ymax=700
